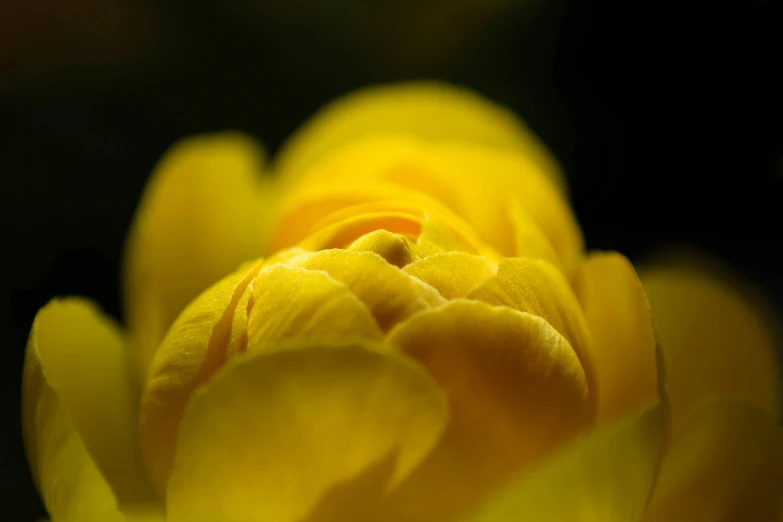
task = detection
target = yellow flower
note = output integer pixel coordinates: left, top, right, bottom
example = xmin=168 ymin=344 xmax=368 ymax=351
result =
xmin=23 ymin=82 xmax=783 ymax=522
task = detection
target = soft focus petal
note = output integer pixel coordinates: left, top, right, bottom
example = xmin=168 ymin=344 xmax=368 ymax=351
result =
xmin=166 ymin=342 xmax=448 ymax=522
xmin=468 ymin=257 xmax=594 ymax=391
xmin=644 ymin=401 xmax=783 ymax=522
xmin=273 ymin=82 xmax=565 ymax=189
xmin=387 ymin=300 xmax=591 ymax=480
xmin=575 ymin=252 xmax=659 ymax=423
xmin=639 ymin=262 xmax=782 ymax=429
xmin=271 ymin=136 xmax=578 ymax=269
xmin=23 ymin=299 xmax=158 ymax=520
xmin=467 ymin=402 xmax=663 ymax=522
xmin=421 ymin=143 xmax=582 ymax=271
xmin=124 ymin=133 xmax=275 ymax=373
xmin=140 ymin=262 xmax=262 ymax=496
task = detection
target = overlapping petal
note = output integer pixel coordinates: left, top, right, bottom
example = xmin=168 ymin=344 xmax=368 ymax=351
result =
xmin=124 ymin=133 xmax=276 ymax=373
xmin=576 ymin=252 xmax=660 ymax=423
xmin=270 ymin=136 xmax=581 ymax=273
xmin=467 ymin=402 xmax=664 ymax=522
xmin=387 ymin=300 xmax=592 ymax=477
xmin=166 ymin=341 xmax=448 ymax=522
xmin=23 ymin=299 xmax=159 ymax=521
xmin=644 ymin=401 xmax=783 ymax=522
xmin=639 ymin=262 xmax=782 ymax=429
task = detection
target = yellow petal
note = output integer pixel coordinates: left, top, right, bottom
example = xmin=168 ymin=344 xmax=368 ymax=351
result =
xmin=166 ymin=341 xmax=448 ymax=522
xmin=511 ymin=201 xmax=562 ymax=269
xmin=297 ymin=210 xmax=424 ymax=252
xmin=286 ymin=250 xmax=434 ymax=331
xmin=575 ymin=252 xmax=659 ymax=423
xmin=645 ymin=401 xmax=783 ymax=522
xmin=347 ymin=229 xmax=421 ymax=268
xmin=468 ymin=257 xmax=594 ymax=392
xmin=467 ymin=402 xmax=664 ymax=522
xmin=246 ymin=264 xmax=384 ymax=350
xmin=639 ymin=262 xmax=782 ymax=429
xmin=23 ymin=299 xmax=158 ymax=521
xmin=273 ymin=81 xmax=565 ymax=189
xmin=424 ymin=143 xmax=583 ymax=270
xmin=403 ymin=252 xmax=497 ymax=300
xmin=124 ymin=133 xmax=275 ymax=373
xmin=387 ymin=300 xmax=591 ymax=479
xmin=271 ymin=135 xmax=576 ymax=267
xmin=416 ymin=213 xmax=497 ymax=260
xmin=140 ymin=261 xmax=262 ymax=496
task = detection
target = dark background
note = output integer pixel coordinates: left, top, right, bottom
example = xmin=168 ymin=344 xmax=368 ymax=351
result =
xmin=2 ymin=0 xmax=781 ymax=519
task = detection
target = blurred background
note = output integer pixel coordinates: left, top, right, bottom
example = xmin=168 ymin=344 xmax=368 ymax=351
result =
xmin=1 ymin=0 xmax=781 ymax=518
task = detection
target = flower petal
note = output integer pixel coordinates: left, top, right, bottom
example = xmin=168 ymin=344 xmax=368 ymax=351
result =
xmin=387 ymin=300 xmax=592 ymax=480
xmin=246 ymin=264 xmax=384 ymax=349
xmin=140 ymin=262 xmax=262 ymax=496
xmin=467 ymin=401 xmax=663 ymax=522
xmin=347 ymin=229 xmax=421 ymax=268
xmin=124 ymin=133 xmax=275 ymax=373
xmin=575 ymin=252 xmax=660 ymax=423
xmin=639 ymin=263 xmax=782 ymax=429
xmin=286 ymin=250 xmax=435 ymax=331
xmin=644 ymin=401 xmax=783 ymax=522
xmin=166 ymin=341 xmax=448 ymax=522
xmin=272 ymin=136 xmax=577 ymax=268
xmin=24 ymin=298 xmax=158 ymax=520
xmin=403 ymin=252 xmax=497 ymax=300
xmin=468 ymin=257 xmax=594 ymax=392
xmin=273 ymin=81 xmax=565 ymax=189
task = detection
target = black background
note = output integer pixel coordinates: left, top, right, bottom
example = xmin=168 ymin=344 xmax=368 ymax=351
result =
xmin=2 ymin=1 xmax=781 ymax=519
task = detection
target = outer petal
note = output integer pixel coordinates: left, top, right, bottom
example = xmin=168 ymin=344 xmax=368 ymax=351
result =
xmin=387 ymin=300 xmax=592 ymax=479
xmin=575 ymin=252 xmax=659 ymax=423
xmin=166 ymin=342 xmax=448 ymax=522
xmin=273 ymin=81 xmax=565 ymax=189
xmin=467 ymin=402 xmax=664 ymax=522
xmin=644 ymin=401 xmax=783 ymax=522
xmin=639 ymin=262 xmax=782 ymax=429
xmin=23 ymin=299 xmax=158 ymax=521
xmin=140 ymin=261 xmax=262 ymax=496
xmin=123 ymin=133 xmax=275 ymax=373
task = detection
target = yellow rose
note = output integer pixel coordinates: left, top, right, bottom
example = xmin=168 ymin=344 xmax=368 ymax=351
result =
xmin=23 ymin=83 xmax=782 ymax=522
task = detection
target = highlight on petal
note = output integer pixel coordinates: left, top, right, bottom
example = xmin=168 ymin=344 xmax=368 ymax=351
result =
xmin=123 ymin=133 xmax=276 ymax=374
xmin=273 ymin=81 xmax=565 ymax=189
xmin=23 ymin=298 xmax=158 ymax=521
xmin=166 ymin=341 xmax=448 ymax=522
xmin=467 ymin=401 xmax=663 ymax=522
xmin=639 ymin=256 xmax=782 ymax=429
xmin=575 ymin=252 xmax=659 ymax=423
xmin=644 ymin=401 xmax=783 ymax=522
xmin=387 ymin=300 xmax=592 ymax=478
